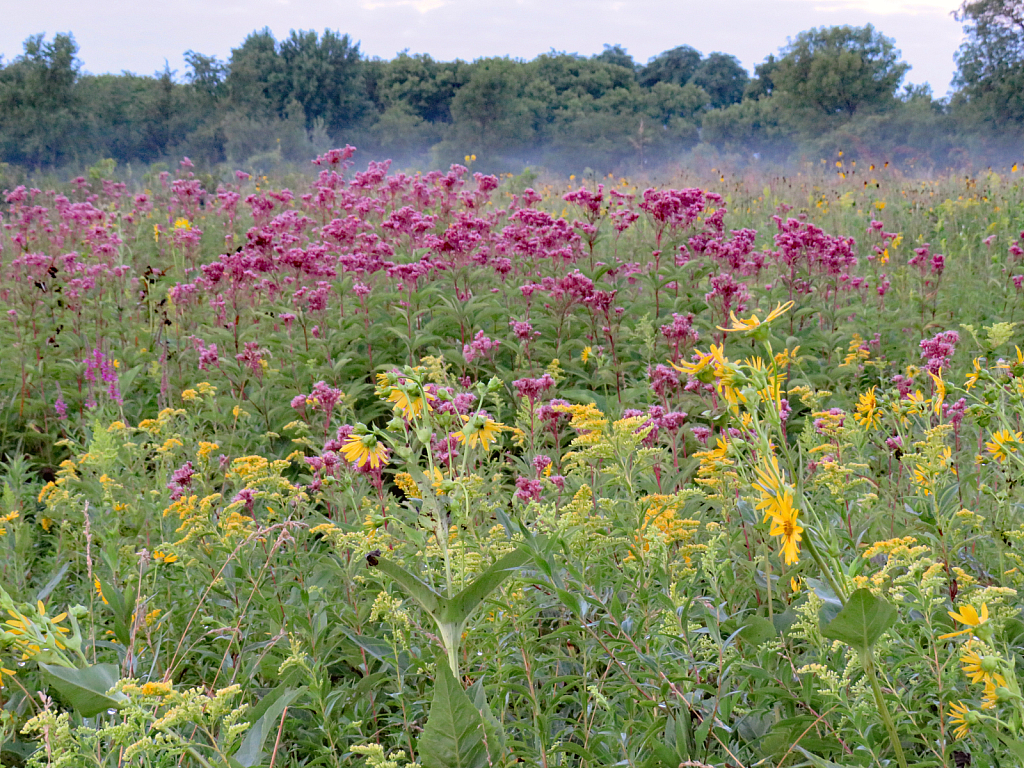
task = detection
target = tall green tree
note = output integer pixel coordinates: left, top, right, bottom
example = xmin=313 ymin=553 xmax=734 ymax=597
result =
xmin=0 ymin=33 xmax=85 ymax=166
xmin=691 ymin=52 xmax=749 ymax=108
xmin=771 ymin=25 xmax=908 ymax=122
xmin=638 ymin=46 xmax=702 ymax=88
xmin=952 ymin=0 xmax=1024 ymax=129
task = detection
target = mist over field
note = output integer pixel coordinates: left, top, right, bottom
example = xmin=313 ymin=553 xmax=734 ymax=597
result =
xmin=0 ymin=2 xmax=1021 ymax=181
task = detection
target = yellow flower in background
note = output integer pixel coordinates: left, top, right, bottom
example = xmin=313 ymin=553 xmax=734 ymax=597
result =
xmin=717 ymin=300 xmax=794 ymax=335
xmin=94 ymin=578 xmax=109 ymax=605
xmin=940 ymin=602 xmax=990 ymax=640
xmin=341 ymin=432 xmax=389 ymax=470
xmin=153 ymin=550 xmax=178 ymax=564
xmin=929 ymin=371 xmax=946 ymax=416
xmin=854 ymin=387 xmax=881 ymax=429
xmin=173 ymin=217 xmax=191 ymax=231
xmin=986 ymin=430 xmax=1022 ymax=463
xmin=197 ymin=441 xmax=219 ymax=461
xmin=456 ymin=414 xmax=507 ymax=451
xmin=581 ymin=346 xmax=592 ymax=364
xmin=0 ymin=665 xmax=15 ymax=688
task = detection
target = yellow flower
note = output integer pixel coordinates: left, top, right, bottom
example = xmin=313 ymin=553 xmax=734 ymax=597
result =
xmin=768 ymin=495 xmax=803 ymax=566
xmin=386 ymin=387 xmax=435 ymax=419
xmin=949 ymin=701 xmax=975 ymax=739
xmin=581 ymin=346 xmax=592 ymax=364
xmin=940 ymin=602 xmax=990 ymax=640
xmin=173 ymin=217 xmax=191 ymax=231
xmin=966 ymin=358 xmax=984 ymax=389
xmin=986 ymin=430 xmax=1022 ymax=463
xmin=153 ymin=550 xmax=178 ymax=564
xmin=929 ymin=371 xmax=946 ymax=416
xmin=456 ymin=414 xmax=507 ymax=451
xmin=94 ymin=578 xmax=109 ymax=606
xmin=181 ymin=389 xmax=199 ymax=402
xmin=753 ymin=453 xmax=786 ymax=516
xmin=341 ymin=432 xmax=389 ymax=470
xmin=197 ymin=441 xmax=219 ymax=461
xmin=141 ymin=681 xmax=173 ymax=697
xmin=145 ymin=608 xmax=162 ymax=626
xmin=854 ymin=386 xmax=881 ymax=429
xmin=961 ymin=646 xmax=1005 ymax=687
xmin=0 ymin=666 xmax=15 ymax=688
xmin=669 ymin=349 xmax=717 ymax=382
xmin=717 ymin=300 xmax=794 ymax=335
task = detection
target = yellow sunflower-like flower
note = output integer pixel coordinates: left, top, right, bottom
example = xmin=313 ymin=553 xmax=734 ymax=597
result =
xmin=854 ymin=386 xmax=881 ymax=429
xmin=669 ymin=349 xmax=717 ymax=382
xmin=961 ymin=646 xmax=1006 ymax=687
xmin=386 ymin=387 xmax=435 ymax=419
xmin=929 ymin=371 xmax=946 ymax=416
xmin=940 ymin=602 xmax=990 ymax=640
xmin=341 ymin=432 xmax=390 ymax=470
xmin=965 ymin=358 xmax=984 ymax=390
xmin=717 ymin=300 xmax=795 ymax=335
xmin=949 ymin=701 xmax=976 ymax=739
xmin=456 ymin=413 xmax=507 ymax=451
xmin=986 ymin=429 xmax=1022 ymax=463
xmin=767 ymin=493 xmax=803 ymax=566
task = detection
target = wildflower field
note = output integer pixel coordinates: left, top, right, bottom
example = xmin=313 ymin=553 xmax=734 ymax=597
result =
xmin=4 ymin=148 xmax=1024 ymax=767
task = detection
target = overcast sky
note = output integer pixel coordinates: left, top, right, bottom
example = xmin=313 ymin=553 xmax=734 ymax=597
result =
xmin=1 ymin=0 xmax=965 ymax=95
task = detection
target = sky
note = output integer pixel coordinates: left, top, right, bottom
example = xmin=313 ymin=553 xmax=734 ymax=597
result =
xmin=0 ymin=0 xmax=966 ymax=95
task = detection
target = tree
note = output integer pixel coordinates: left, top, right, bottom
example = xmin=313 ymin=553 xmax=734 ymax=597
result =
xmin=690 ymin=52 xmax=749 ymax=108
xmin=277 ymin=29 xmax=369 ymax=134
xmin=592 ymin=44 xmax=636 ymax=72
xmin=0 ymin=32 xmax=86 ymax=165
xmin=185 ymin=51 xmax=227 ymax=98
xmin=369 ymin=52 xmax=468 ymax=123
xmin=952 ymin=0 xmax=1024 ymax=129
xmin=638 ymin=46 xmax=702 ymax=88
xmin=771 ymin=25 xmax=909 ymax=121
xmin=447 ymin=58 xmax=537 ymax=157
xmin=226 ymin=28 xmax=285 ymax=116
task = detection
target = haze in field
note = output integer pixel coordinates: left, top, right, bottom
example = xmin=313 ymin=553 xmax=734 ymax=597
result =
xmin=0 ymin=0 xmax=964 ymax=93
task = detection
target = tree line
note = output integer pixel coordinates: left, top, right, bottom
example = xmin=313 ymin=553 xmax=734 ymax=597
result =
xmin=0 ymin=0 xmax=1022 ymax=175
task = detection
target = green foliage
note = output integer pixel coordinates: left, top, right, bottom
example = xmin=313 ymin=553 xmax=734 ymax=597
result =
xmin=772 ymin=24 xmax=909 ymax=123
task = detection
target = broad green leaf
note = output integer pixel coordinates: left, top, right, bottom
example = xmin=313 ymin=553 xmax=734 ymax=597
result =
xmin=821 ymin=588 xmax=897 ymax=652
xmin=467 ymin=677 xmax=505 ymax=758
xmin=370 ymin=558 xmax=443 ymax=618
xmin=234 ymin=687 xmax=303 ymax=767
xmin=39 ymin=663 xmax=127 ymax=717
xmin=440 ymin=545 xmax=534 ymax=626
xmin=418 ymin=662 xmax=489 ymax=768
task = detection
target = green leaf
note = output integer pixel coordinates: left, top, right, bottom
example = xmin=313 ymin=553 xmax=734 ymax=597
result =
xmin=39 ymin=663 xmax=127 ymax=717
xmin=467 ymin=677 xmax=505 ymax=758
xmin=234 ymin=687 xmax=303 ymax=767
xmin=418 ymin=662 xmax=490 ymax=768
xmin=370 ymin=558 xmax=443 ymax=618
xmin=440 ymin=545 xmax=533 ymax=627
xmin=820 ymin=588 xmax=897 ymax=652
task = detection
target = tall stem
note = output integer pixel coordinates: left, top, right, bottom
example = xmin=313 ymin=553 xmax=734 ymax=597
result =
xmin=862 ymin=649 xmax=909 ymax=768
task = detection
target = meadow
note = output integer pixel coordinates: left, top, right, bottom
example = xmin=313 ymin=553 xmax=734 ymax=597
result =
xmin=1 ymin=147 xmax=1024 ymax=767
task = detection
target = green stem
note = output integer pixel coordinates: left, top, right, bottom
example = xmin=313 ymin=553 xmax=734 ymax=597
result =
xmin=862 ymin=649 xmax=909 ymax=768
xmin=803 ymin=532 xmax=848 ymax=605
